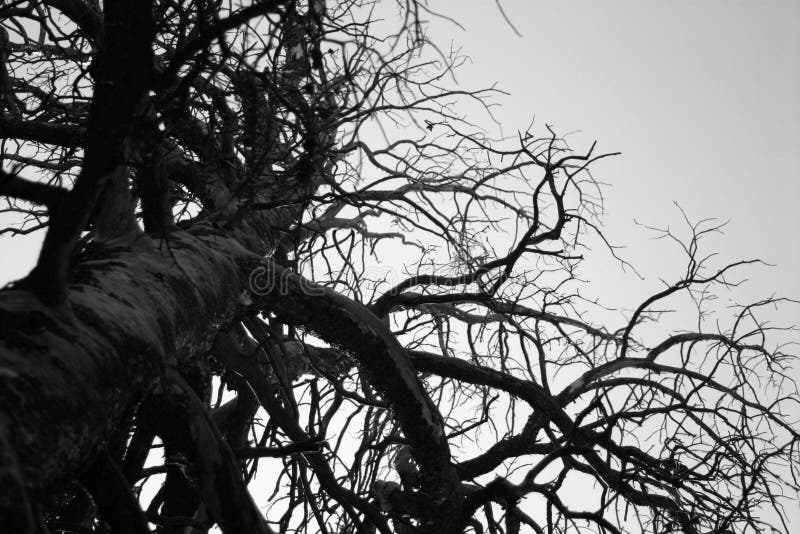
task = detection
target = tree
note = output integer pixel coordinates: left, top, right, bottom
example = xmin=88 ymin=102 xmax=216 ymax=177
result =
xmin=0 ymin=1 xmax=797 ymax=533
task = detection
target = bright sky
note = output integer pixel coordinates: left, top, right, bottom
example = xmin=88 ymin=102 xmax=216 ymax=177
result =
xmin=427 ymin=0 xmax=800 ymax=307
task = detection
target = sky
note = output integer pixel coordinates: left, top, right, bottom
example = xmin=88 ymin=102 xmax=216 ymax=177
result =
xmin=1 ymin=0 xmax=798 ymax=530
xmin=424 ymin=0 xmax=800 ymax=310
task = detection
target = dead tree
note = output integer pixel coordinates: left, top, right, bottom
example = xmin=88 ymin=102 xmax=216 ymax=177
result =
xmin=0 ymin=1 xmax=797 ymax=533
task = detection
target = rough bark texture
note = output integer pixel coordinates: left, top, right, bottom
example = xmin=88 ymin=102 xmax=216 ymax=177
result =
xmin=0 ymin=227 xmax=245 ymax=491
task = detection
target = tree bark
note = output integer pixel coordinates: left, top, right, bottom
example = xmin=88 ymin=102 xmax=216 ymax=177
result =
xmin=0 ymin=216 xmax=463 ymax=525
xmin=0 ymin=226 xmax=246 ymax=494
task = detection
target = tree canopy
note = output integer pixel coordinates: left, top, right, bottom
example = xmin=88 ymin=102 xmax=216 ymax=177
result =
xmin=0 ymin=1 xmax=797 ymax=533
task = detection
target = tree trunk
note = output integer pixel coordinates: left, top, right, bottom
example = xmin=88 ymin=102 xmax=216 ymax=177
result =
xmin=0 ymin=226 xmax=247 ymax=498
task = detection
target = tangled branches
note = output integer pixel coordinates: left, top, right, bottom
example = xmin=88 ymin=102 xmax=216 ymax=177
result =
xmin=0 ymin=1 xmax=797 ymax=534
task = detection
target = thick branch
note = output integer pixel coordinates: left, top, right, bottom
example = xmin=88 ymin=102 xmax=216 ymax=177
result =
xmin=249 ymin=260 xmax=462 ymax=513
xmin=28 ymin=0 xmax=154 ymax=304
xmin=0 ymin=170 xmax=68 ymax=206
xmin=0 ymin=117 xmax=84 ymax=148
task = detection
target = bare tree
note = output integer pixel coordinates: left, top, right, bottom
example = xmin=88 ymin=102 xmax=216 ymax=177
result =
xmin=0 ymin=1 xmax=797 ymax=533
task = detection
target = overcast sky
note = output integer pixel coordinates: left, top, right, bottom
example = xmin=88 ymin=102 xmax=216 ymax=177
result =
xmin=426 ymin=1 xmax=800 ymax=307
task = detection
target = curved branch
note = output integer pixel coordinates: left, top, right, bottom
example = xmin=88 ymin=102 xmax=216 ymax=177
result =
xmin=142 ymin=368 xmax=275 ymax=534
xmin=249 ymin=259 xmax=463 ymax=518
